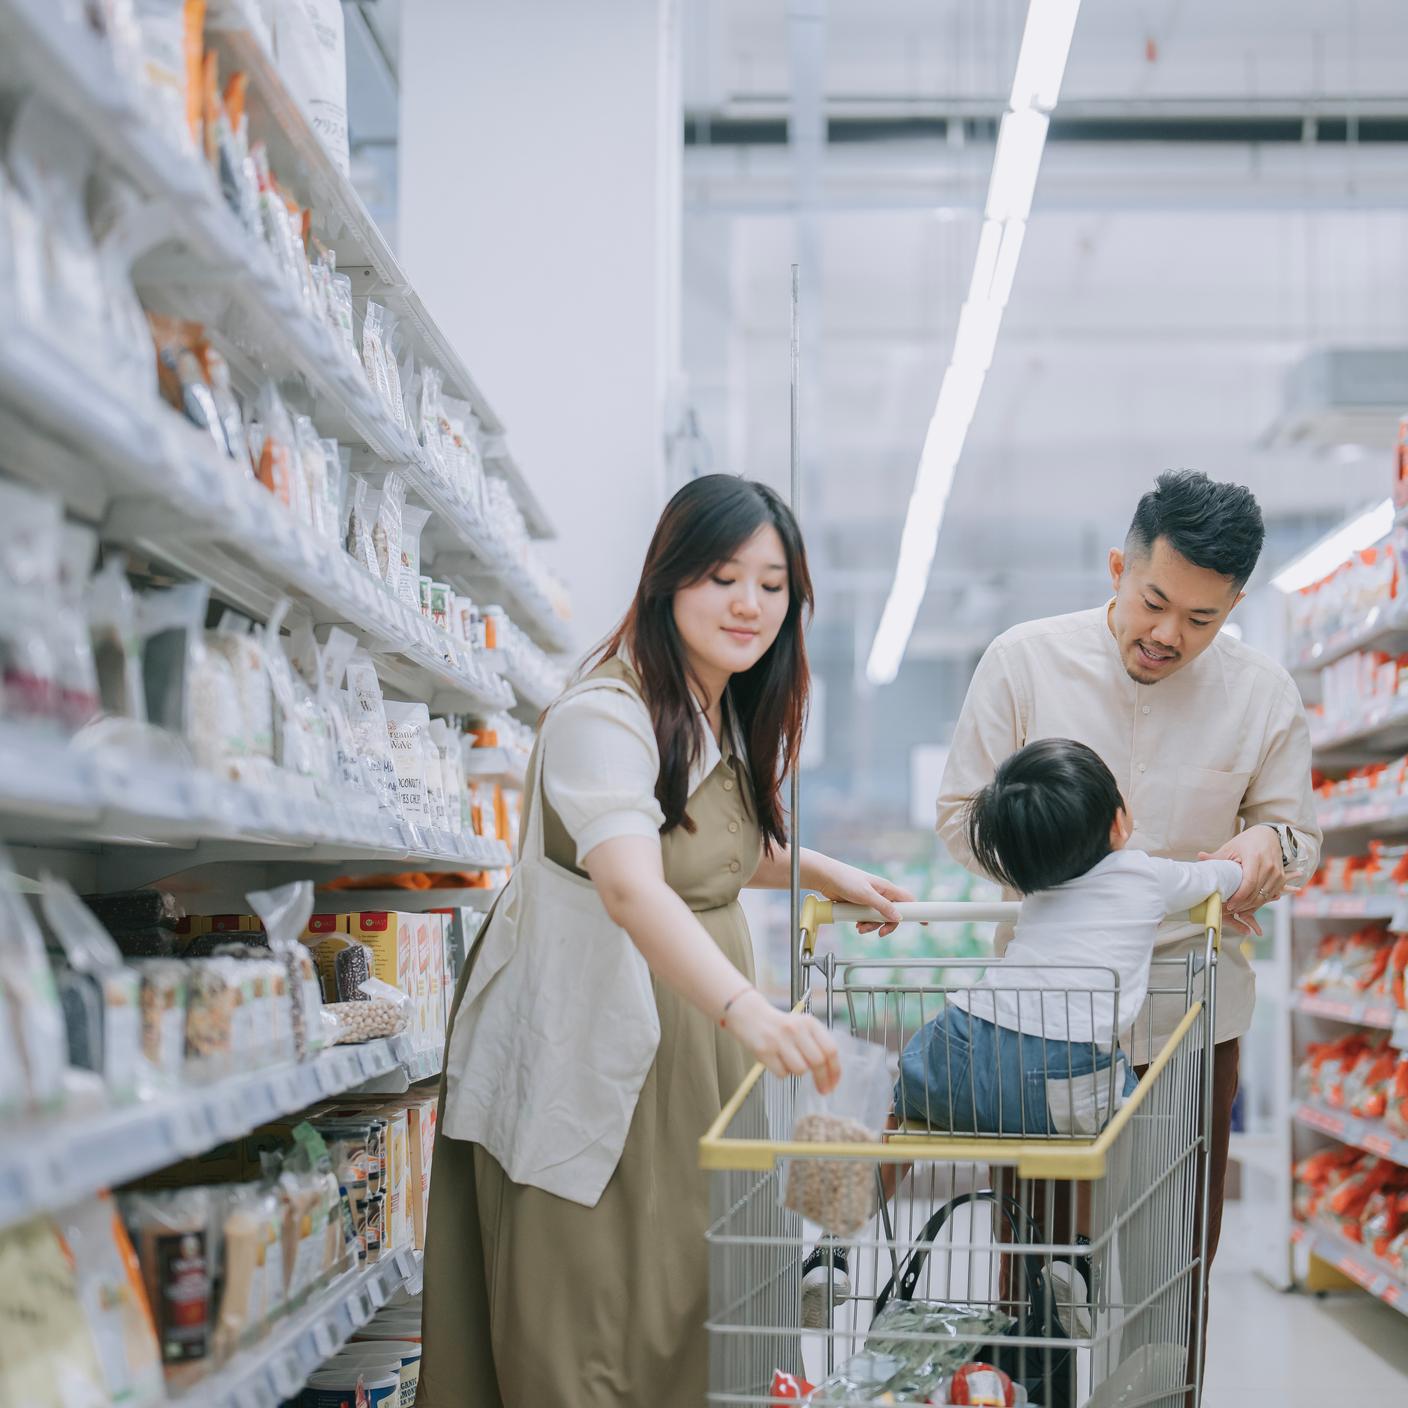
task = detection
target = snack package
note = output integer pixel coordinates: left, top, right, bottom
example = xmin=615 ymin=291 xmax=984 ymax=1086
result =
xmin=149 ymin=313 xmax=226 ymax=455
xmin=0 ymin=858 xmax=68 ymax=1111
xmin=782 ymin=1030 xmax=892 ymax=1237
xmin=39 ymin=874 xmax=142 ymax=1102
xmin=56 ymin=1193 xmax=164 ymax=1408
xmin=273 ymin=0 xmax=350 ymax=175
xmin=249 ymin=882 xmax=326 ymax=1062
xmin=54 ymin=523 xmax=101 ymax=730
xmin=345 ymin=476 xmax=380 ymax=579
xmin=398 ymin=506 xmax=432 ymax=614
xmin=246 ymin=380 xmax=296 ymax=509
xmin=293 ymin=414 xmax=329 ymax=538
xmin=320 ymin=438 xmax=349 ymax=545
xmin=121 ymin=1187 xmax=213 ymax=1384
xmin=384 ymin=701 xmax=434 ymax=834
xmin=132 ymin=960 xmax=188 ymax=1086
xmin=345 ymin=652 xmax=400 ymax=814
xmin=0 ymin=1215 xmax=110 ymax=1406
xmin=373 ymin=473 xmax=408 ymax=600
xmin=208 ymin=610 xmax=275 ymax=772
xmin=0 ymin=479 xmax=61 ymax=724
xmin=88 ymin=558 xmax=148 ymax=723
xmin=137 ymin=581 xmax=210 ymax=738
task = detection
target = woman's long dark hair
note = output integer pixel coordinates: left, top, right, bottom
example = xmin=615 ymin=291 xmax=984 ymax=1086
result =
xmin=592 ymin=474 xmax=813 ymax=853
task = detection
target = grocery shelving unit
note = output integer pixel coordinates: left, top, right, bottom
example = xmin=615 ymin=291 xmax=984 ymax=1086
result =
xmin=1280 ymin=501 xmax=1408 ymax=1313
xmin=0 ymin=2 xmax=563 ymax=1404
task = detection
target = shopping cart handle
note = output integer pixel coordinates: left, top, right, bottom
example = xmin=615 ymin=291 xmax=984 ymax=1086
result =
xmin=799 ymin=896 xmax=1022 ymax=957
xmin=1189 ymin=891 xmax=1223 ymax=952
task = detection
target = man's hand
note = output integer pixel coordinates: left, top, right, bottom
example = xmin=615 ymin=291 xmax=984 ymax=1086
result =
xmin=1200 ymin=825 xmax=1285 ymax=936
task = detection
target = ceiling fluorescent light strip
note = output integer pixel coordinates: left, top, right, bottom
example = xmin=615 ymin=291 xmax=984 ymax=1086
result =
xmin=865 ymin=0 xmax=1081 ymax=687
xmin=1270 ymin=498 xmax=1396 ymax=594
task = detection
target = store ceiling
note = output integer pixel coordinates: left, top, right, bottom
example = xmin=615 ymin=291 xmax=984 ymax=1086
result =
xmin=680 ymin=0 xmax=1408 ymax=668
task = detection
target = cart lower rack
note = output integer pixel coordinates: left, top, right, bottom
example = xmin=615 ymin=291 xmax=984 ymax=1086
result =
xmin=700 ymin=895 xmax=1223 ymax=1407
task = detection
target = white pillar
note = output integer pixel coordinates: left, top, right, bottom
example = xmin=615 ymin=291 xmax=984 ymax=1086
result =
xmin=400 ymin=0 xmax=682 ymax=654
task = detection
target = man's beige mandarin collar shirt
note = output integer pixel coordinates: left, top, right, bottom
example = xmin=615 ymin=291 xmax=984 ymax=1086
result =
xmin=936 ymin=603 xmax=1321 ymax=1046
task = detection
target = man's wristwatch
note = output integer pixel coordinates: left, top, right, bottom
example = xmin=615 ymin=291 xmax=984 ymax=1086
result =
xmin=1260 ymin=823 xmax=1306 ymax=882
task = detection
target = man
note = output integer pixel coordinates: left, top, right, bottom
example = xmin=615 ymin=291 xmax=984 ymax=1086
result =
xmin=936 ymin=469 xmax=1320 ymax=1388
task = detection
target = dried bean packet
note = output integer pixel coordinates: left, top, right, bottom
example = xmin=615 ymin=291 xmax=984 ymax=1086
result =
xmin=344 ymin=651 xmax=400 ymax=815
xmin=372 ymin=472 xmax=407 ymax=599
xmin=320 ymin=438 xmax=348 ymax=547
xmin=248 ymin=882 xmax=326 ymax=1061
xmin=323 ymin=978 xmax=411 ymax=1044
xmin=39 ymin=874 xmax=142 ymax=1102
xmin=781 ymin=1029 xmax=893 ymax=1238
xmin=209 ymin=610 xmax=275 ymax=772
xmin=360 ymin=301 xmax=395 ymax=421
xmin=292 ymin=414 xmax=329 ymax=539
xmin=398 ymin=505 xmax=432 ymax=614
xmin=345 ymin=476 xmax=380 ymax=579
xmin=383 ymin=700 xmax=433 ymax=834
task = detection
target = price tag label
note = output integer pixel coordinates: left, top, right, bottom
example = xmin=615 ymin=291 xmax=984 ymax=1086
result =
xmin=351 ymin=1290 xmax=374 ymax=1327
xmin=312 ymin=1320 xmax=338 ymax=1360
xmin=271 ymin=1351 xmax=302 ymax=1400
xmin=369 ymin=1277 xmax=389 ymax=1309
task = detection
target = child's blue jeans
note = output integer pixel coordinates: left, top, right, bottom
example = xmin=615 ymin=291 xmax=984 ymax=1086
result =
xmin=895 ymin=1002 xmax=1138 ymax=1136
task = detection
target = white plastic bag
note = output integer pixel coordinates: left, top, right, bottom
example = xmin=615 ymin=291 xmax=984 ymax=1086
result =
xmin=249 ymin=881 xmax=327 ymax=1061
xmin=274 ymin=0 xmax=349 ymax=176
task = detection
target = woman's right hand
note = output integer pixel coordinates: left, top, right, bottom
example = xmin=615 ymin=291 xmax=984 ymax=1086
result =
xmin=725 ymin=989 xmax=841 ymax=1093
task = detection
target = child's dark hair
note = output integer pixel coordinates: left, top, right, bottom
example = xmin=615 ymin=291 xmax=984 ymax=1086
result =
xmin=966 ymin=738 xmax=1125 ymax=895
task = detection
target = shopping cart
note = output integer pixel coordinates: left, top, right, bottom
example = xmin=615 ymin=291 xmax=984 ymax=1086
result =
xmin=699 ymin=894 xmax=1223 ymax=1407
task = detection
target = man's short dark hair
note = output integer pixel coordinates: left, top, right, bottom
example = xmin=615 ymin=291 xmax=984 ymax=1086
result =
xmin=966 ymin=738 xmax=1124 ymax=895
xmin=1126 ymin=470 xmax=1265 ymax=587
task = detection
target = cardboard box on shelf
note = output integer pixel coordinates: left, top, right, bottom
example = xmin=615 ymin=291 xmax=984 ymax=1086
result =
xmin=345 ymin=913 xmax=416 ymax=1006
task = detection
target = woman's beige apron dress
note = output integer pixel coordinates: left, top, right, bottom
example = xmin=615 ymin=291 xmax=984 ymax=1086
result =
xmin=416 ymin=658 xmax=762 ymax=1406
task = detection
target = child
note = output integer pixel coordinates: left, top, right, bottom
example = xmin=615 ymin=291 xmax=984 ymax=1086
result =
xmin=895 ymin=736 xmax=1243 ymax=1137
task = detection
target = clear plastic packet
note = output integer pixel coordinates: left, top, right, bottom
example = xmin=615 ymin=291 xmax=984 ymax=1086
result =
xmin=137 ymin=580 xmax=209 ymax=736
xmin=864 ymin=1301 xmax=1018 ymax=1401
xmin=421 ymin=720 xmax=450 ymax=837
xmin=132 ymin=0 xmax=197 ymax=156
xmin=327 ymin=268 xmax=358 ymax=363
xmin=131 ymin=959 xmax=188 ymax=1086
xmin=782 ymin=1029 xmax=893 ymax=1237
xmin=0 ymin=478 xmax=61 ymax=723
xmin=373 ymin=472 xmax=407 ymax=599
xmin=0 ymin=160 xmax=48 ymax=327
xmin=188 ymin=635 xmax=249 ymax=780
xmin=416 ymin=365 xmax=448 ymax=479
xmin=324 ymin=977 xmax=413 ymax=1044
xmin=429 ymin=718 xmax=468 ymax=836
xmin=383 ymin=700 xmax=434 ymax=832
xmin=214 ymin=1183 xmax=274 ymax=1359
xmin=88 ymin=557 xmax=148 ymax=722
xmin=7 ymin=96 xmax=107 ymax=355
xmin=89 ymin=177 xmax=157 ymax=400
xmin=398 ymin=505 xmax=432 ymax=613
xmin=293 ymin=414 xmax=328 ymax=538
xmin=260 ymin=602 xmax=323 ymax=790
xmin=55 ymin=1192 xmax=165 ymax=1408
xmin=208 ymin=610 xmax=275 ymax=770
xmin=196 ymin=342 xmax=251 ymax=470
xmin=320 ymin=438 xmax=348 ymax=545
xmin=344 ymin=651 xmax=401 ymax=813
xmin=121 ymin=1187 xmax=213 ymax=1384
xmin=0 ymin=860 xmax=68 ymax=1112
xmin=149 ymin=313 xmax=228 ymax=456
xmin=382 ymin=312 xmax=410 ymax=432
xmin=39 ymin=874 xmax=142 ymax=1102
xmin=249 ymin=882 xmax=326 ymax=1062
xmin=183 ymin=956 xmax=240 ymax=1083
xmin=54 ymin=523 xmax=101 ymax=730
xmin=345 ymin=476 xmax=380 ymax=579
xmin=361 ymin=301 xmax=396 ymax=419
xmin=247 ymin=380 xmax=296 ymax=508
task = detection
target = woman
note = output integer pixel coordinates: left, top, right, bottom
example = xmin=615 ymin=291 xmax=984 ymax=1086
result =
xmin=416 ymin=475 xmax=909 ymax=1407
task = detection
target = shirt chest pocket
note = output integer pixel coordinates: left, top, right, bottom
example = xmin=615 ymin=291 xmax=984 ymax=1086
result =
xmin=1163 ymin=765 xmax=1250 ymax=856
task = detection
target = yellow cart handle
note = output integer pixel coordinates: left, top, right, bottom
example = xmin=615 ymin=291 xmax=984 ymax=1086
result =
xmin=1189 ymin=891 xmax=1223 ymax=952
xmin=799 ymin=896 xmax=1022 ymax=957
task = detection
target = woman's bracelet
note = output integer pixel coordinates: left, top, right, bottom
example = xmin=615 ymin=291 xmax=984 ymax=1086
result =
xmin=719 ymin=983 xmax=755 ymax=1028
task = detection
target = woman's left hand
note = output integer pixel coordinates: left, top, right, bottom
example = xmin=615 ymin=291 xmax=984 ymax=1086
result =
xmin=818 ymin=862 xmax=915 ymax=936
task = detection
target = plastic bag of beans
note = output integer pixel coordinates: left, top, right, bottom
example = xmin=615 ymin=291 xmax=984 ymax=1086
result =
xmin=782 ymin=1030 xmax=893 ymax=1237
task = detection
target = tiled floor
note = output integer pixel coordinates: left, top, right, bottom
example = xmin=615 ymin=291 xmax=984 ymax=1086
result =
xmin=1202 ymin=1204 xmax=1408 ymax=1405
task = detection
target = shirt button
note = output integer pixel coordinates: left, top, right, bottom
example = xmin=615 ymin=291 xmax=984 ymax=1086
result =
xmin=1141 ymin=705 xmax=1151 ymax=716
xmin=722 ymin=779 xmax=734 ymax=792
xmin=1138 ymin=763 xmax=1147 ymax=774
xmin=729 ymin=860 xmax=741 ymax=873
xmin=728 ymin=821 xmax=740 ymax=834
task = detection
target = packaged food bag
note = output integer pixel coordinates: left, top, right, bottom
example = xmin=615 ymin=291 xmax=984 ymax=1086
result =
xmin=782 ymin=1029 xmax=892 ymax=1237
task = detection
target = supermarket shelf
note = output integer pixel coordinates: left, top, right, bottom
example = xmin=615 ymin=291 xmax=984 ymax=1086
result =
xmin=1289 ymin=602 xmax=1408 ymax=677
xmin=502 ymin=660 xmax=561 ymax=718
xmin=202 ymin=4 xmax=551 ymax=539
xmin=465 ymin=747 xmax=530 ymax=789
xmin=1316 ymin=794 xmax=1408 ymax=841
xmin=0 ymin=318 xmax=513 ymax=718
xmin=1290 ymin=990 xmax=1401 ymax=1029
xmin=1292 ymin=1100 xmax=1408 ymax=1166
xmin=0 ymin=1035 xmax=440 ymax=1233
xmin=0 ymin=0 xmax=549 ymax=538
xmin=1290 ymin=893 xmax=1407 ymax=922
xmin=316 ymin=886 xmax=504 ymax=915
xmin=1311 ymin=701 xmax=1408 ymax=764
xmin=0 ymin=723 xmax=509 ymax=886
xmin=437 ymin=548 xmax=573 ymax=656
xmin=170 ymin=1246 xmax=425 ymax=1408
xmin=1291 ymin=1221 xmax=1408 ymax=1317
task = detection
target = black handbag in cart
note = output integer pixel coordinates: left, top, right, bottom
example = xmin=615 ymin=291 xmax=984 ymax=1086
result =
xmin=873 ymin=1189 xmax=1077 ymax=1408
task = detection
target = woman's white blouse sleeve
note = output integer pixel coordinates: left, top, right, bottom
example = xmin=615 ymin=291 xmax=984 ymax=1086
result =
xmin=540 ymin=688 xmax=666 ymax=865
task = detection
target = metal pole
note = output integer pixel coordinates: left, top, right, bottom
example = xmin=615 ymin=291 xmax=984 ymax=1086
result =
xmin=789 ymin=262 xmax=803 ymax=1008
